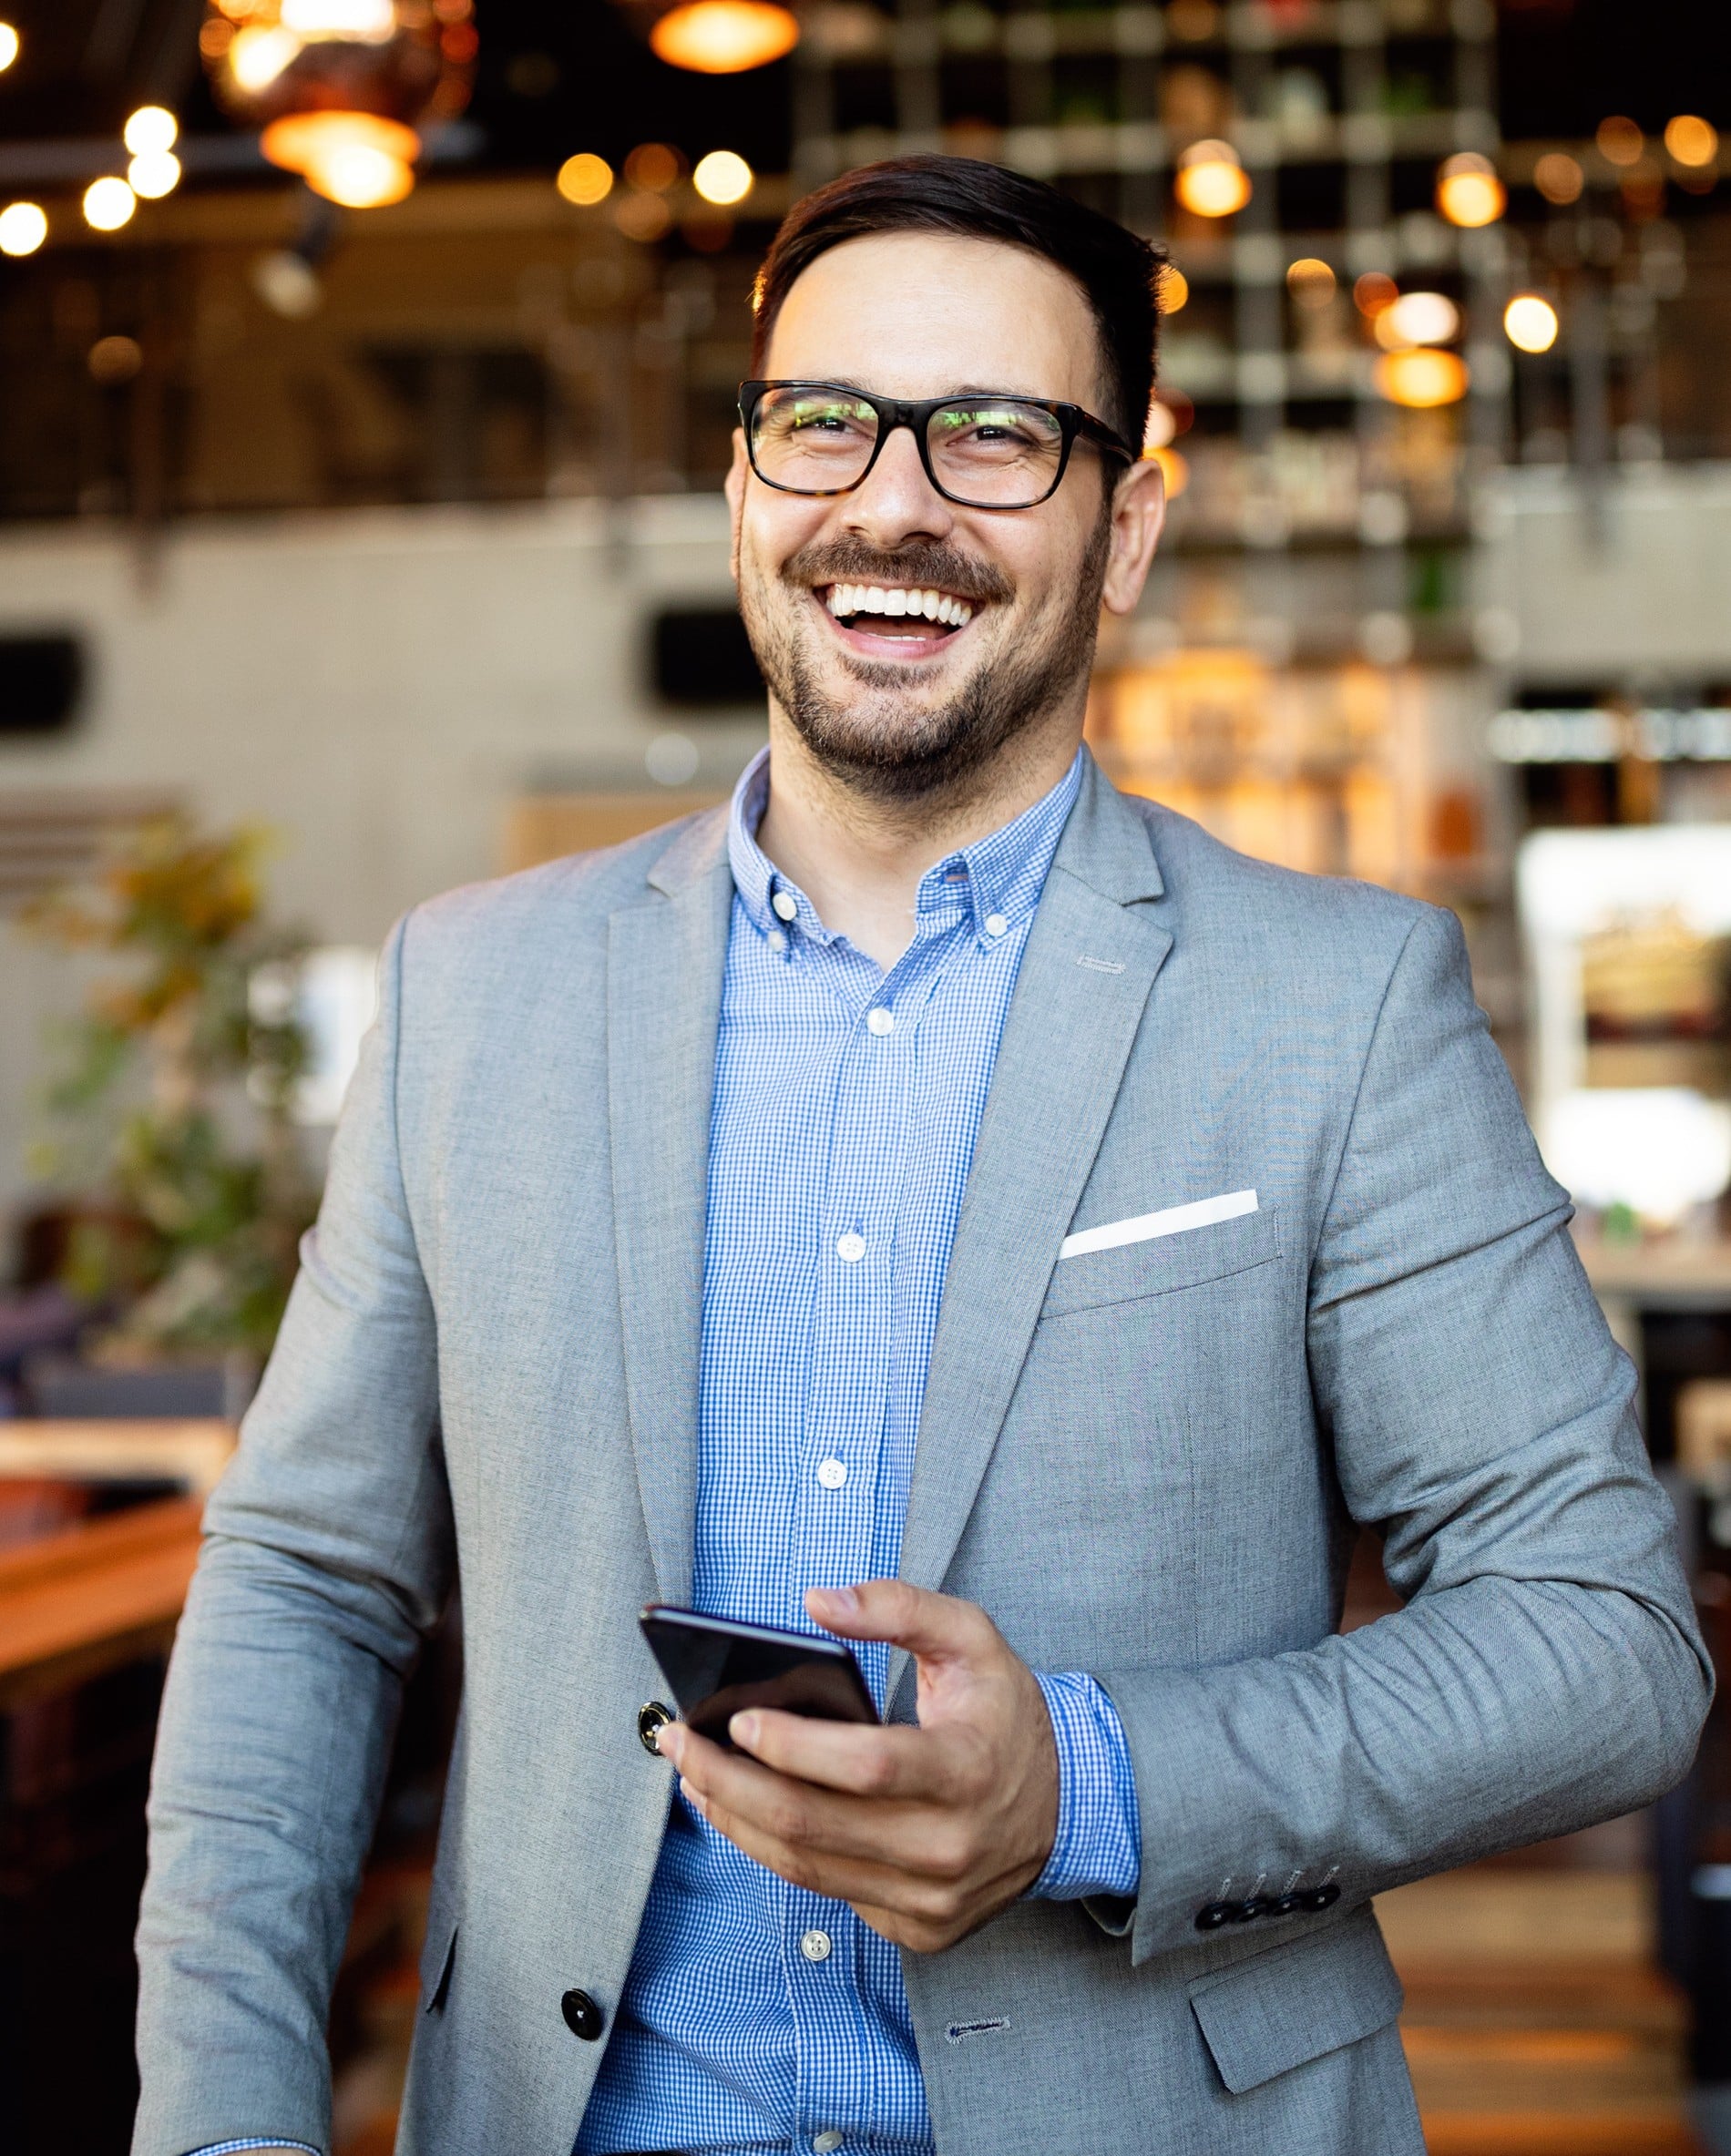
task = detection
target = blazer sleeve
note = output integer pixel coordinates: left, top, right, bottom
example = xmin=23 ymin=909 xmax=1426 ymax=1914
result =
xmin=1094 ymin=902 xmax=1713 ymax=1967
xmin=133 ymin=914 xmax=453 ymax=2156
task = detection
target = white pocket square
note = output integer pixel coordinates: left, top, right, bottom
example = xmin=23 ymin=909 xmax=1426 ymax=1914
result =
xmin=1058 ymin=1189 xmax=1258 ymax=1262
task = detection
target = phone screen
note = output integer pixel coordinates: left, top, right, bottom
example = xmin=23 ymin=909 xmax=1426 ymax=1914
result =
xmin=640 ymin=1605 xmax=880 ymax=1749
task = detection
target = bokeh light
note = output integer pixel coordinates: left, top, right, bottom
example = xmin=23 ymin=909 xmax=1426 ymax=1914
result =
xmin=0 ymin=200 xmax=46 ymax=256
xmin=83 ymin=177 xmax=138 ymax=231
xmin=1504 ymin=294 xmax=1560 ymax=353
xmin=1157 ymin=263 xmax=1189 ymax=313
xmin=692 ymin=149 xmax=753 ymax=206
xmin=261 ymin=111 xmax=419 ymax=207
xmin=1533 ymin=152 xmax=1584 ymax=206
xmin=0 ymin=22 xmax=17 ymax=71
xmin=124 ymin=107 xmax=179 ymax=156
xmin=1665 ymin=115 xmax=1719 ymax=169
xmin=1376 ymin=291 xmax=1460 ymax=350
xmin=1142 ymin=444 xmax=1189 ymax=498
xmin=228 ymin=23 xmax=302 ymax=92
xmin=128 ymin=150 xmax=182 ymax=199
xmin=1285 ymin=257 xmax=1337 ymax=307
xmin=87 ymin=334 xmax=144 ymax=384
xmin=1174 ymin=139 xmax=1251 ymax=218
xmin=1595 ymin=116 xmax=1644 ymax=167
xmin=1353 ymin=271 xmax=1398 ymax=318
xmin=624 ymin=142 xmax=683 ymax=192
xmin=615 ymin=190 xmax=673 ymax=242
xmin=1374 ymin=348 xmax=1469 ymax=409
xmin=557 ymin=152 xmax=614 ymax=205
xmin=1435 ymin=151 xmax=1505 ymax=229
xmin=649 ymin=0 xmax=799 ymax=73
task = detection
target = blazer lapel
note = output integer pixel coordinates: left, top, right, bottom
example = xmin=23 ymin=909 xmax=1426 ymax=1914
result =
xmin=608 ymin=812 xmax=733 ymax=1609
xmin=894 ymin=764 xmax=1172 ymax=1688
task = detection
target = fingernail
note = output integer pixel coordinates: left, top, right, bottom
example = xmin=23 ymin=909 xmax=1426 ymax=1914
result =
xmin=811 ymin=1585 xmax=859 ymax=1615
xmin=731 ymin=1712 xmax=759 ymax=1748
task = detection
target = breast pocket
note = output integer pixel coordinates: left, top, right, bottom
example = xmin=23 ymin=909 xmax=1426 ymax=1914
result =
xmin=1040 ymin=1201 xmax=1282 ymax=1320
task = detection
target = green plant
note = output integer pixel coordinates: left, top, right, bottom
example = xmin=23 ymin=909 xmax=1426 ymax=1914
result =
xmin=25 ymin=815 xmax=318 ymax=1360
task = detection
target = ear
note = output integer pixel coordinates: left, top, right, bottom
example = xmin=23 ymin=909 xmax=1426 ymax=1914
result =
xmin=1100 ymin=455 xmax=1165 ymax=618
xmin=724 ymin=429 xmax=749 ymax=585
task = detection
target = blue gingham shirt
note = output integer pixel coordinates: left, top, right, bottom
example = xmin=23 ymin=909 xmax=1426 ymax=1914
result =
xmin=192 ymin=750 xmax=1140 ymax=2156
xmin=578 ymin=747 xmax=1141 ymax=2156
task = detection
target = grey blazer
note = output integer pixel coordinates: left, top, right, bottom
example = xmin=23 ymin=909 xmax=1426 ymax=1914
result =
xmin=134 ymin=756 xmax=1710 ymax=2156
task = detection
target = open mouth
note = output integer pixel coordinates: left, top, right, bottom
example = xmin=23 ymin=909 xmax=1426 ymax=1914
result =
xmin=818 ymin=581 xmax=976 ymax=649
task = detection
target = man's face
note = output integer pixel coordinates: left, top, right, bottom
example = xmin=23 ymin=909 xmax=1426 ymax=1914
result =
xmin=726 ymin=230 xmax=1162 ymax=803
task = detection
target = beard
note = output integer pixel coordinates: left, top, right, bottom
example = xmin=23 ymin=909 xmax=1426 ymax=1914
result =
xmin=738 ymin=520 xmax=1111 ymax=806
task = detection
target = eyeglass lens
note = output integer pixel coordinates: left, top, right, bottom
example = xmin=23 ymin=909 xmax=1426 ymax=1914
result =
xmin=750 ymin=387 xmax=1067 ymax=506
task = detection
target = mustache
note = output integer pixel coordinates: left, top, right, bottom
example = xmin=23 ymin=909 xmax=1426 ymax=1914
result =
xmin=782 ymin=538 xmax=1014 ymax=608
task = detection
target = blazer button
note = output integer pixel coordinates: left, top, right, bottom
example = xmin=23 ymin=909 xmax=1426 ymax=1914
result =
xmin=1194 ymin=1901 xmax=1234 ymax=1931
xmin=561 ymin=1988 xmax=604 ymax=2041
xmin=1228 ymin=1898 xmax=1262 ymax=1922
xmin=638 ymin=1701 xmax=675 ymax=1755
xmin=1240 ymin=1896 xmax=1276 ymax=1921
xmin=1300 ymin=1883 xmax=1342 ymax=1913
xmin=1273 ymin=1894 xmax=1303 ymax=1917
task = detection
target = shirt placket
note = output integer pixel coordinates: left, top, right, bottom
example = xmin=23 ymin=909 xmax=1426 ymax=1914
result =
xmin=785 ymin=917 xmax=955 ymax=2156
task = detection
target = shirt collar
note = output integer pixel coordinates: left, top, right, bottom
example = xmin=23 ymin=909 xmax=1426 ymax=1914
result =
xmin=726 ymin=743 xmax=1085 ymax=948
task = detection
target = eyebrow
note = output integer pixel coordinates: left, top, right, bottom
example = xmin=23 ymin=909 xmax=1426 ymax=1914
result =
xmin=785 ymin=377 xmax=1060 ymax=402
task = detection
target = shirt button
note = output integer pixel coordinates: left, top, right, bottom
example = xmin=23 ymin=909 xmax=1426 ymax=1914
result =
xmin=800 ymin=1927 xmax=833 ymax=1962
xmin=866 ymin=1007 xmax=894 ymax=1035
xmin=814 ymin=2133 xmax=844 ymax=2153
xmin=985 ymin=912 xmax=1009 ymax=937
xmin=815 ymin=1457 xmax=847 ymax=1490
xmin=767 ymin=928 xmax=787 ymax=953
xmin=835 ymin=1232 xmax=866 ymax=1263
xmin=772 ymin=890 xmax=798 ymax=921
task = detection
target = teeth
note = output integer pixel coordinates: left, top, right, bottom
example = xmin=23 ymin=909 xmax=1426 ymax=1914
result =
xmin=822 ymin=584 xmax=976 ymax=627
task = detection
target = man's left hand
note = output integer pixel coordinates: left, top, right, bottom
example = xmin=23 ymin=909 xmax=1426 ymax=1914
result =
xmin=655 ymin=1580 xmax=1059 ymax=1954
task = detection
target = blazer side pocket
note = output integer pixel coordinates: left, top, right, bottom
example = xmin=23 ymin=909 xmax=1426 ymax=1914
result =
xmin=1188 ymin=1905 xmax=1404 ymax=2094
xmin=1041 ymin=1203 xmax=1281 ymax=1320
xmin=420 ymin=1913 xmax=458 ymax=2015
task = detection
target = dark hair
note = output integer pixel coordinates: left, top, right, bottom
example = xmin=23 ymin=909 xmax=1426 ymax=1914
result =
xmin=751 ymin=156 xmax=1165 ymax=449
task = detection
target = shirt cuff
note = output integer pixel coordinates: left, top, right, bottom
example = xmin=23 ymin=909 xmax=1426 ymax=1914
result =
xmin=184 ymin=2142 xmax=322 ymax=2153
xmin=1029 ymin=1671 xmax=1142 ymax=1902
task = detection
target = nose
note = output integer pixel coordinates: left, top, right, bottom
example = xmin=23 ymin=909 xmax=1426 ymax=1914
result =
xmin=838 ymin=422 xmax=955 ymax=551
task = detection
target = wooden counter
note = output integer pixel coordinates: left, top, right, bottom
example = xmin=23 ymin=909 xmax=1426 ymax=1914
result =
xmin=0 ymin=1494 xmax=205 ymax=1710
xmin=1576 ymin=1233 xmax=1731 ymax=1312
xmin=0 ymin=1416 xmax=235 ymax=1497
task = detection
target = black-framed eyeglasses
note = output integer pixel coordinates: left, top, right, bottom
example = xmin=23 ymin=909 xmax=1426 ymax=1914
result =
xmin=739 ymin=379 xmax=1136 ymax=511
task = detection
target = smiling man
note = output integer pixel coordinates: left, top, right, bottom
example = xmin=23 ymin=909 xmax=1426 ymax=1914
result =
xmin=134 ymin=158 xmax=1708 ymax=2156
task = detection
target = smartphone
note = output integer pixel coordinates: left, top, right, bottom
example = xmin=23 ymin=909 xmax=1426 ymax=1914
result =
xmin=640 ymin=1604 xmax=880 ymax=1750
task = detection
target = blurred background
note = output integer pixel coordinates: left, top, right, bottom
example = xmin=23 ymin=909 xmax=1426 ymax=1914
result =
xmin=0 ymin=0 xmax=1728 ymax=2150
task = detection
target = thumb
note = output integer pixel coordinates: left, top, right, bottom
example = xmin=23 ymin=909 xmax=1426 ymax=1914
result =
xmin=805 ymin=1579 xmax=993 ymax=1667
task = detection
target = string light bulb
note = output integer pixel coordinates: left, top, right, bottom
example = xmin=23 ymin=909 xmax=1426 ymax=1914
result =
xmin=128 ymin=149 xmax=182 ymax=198
xmin=0 ymin=200 xmax=46 ymax=255
xmin=83 ymin=177 xmax=138 ymax=231
xmin=124 ymin=106 xmax=179 ymax=155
